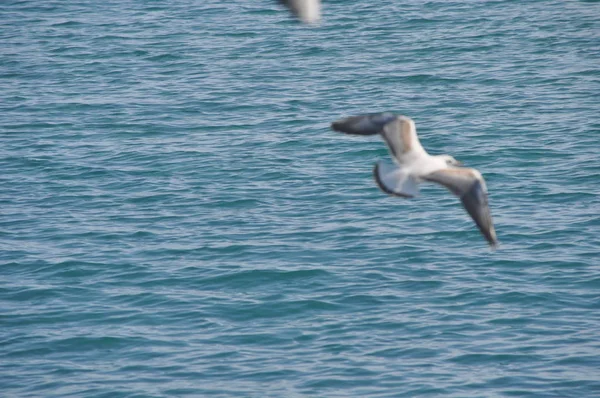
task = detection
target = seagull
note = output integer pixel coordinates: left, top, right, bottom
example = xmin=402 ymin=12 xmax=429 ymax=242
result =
xmin=278 ymin=0 xmax=321 ymax=24
xmin=331 ymin=113 xmax=498 ymax=247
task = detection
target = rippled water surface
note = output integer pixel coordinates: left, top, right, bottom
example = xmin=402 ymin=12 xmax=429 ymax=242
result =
xmin=2 ymin=1 xmax=600 ymax=396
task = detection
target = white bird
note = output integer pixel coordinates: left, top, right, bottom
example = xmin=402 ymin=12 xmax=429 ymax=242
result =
xmin=278 ymin=0 xmax=321 ymax=24
xmin=331 ymin=113 xmax=498 ymax=247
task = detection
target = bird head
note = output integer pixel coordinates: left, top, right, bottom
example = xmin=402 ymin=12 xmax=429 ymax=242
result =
xmin=438 ymin=154 xmax=463 ymax=167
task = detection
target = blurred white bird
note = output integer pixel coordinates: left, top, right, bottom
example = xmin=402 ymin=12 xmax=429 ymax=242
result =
xmin=331 ymin=113 xmax=498 ymax=247
xmin=279 ymin=0 xmax=321 ymax=24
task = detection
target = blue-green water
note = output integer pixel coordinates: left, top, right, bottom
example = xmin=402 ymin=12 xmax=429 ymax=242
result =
xmin=2 ymin=1 xmax=600 ymax=396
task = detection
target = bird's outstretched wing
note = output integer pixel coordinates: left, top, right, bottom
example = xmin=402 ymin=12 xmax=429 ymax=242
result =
xmin=379 ymin=116 xmax=425 ymax=164
xmin=423 ymin=168 xmax=498 ymax=247
xmin=331 ymin=112 xmax=398 ymax=136
xmin=373 ymin=161 xmax=420 ymax=198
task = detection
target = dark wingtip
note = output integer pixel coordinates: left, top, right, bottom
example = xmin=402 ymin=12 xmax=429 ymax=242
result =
xmin=485 ymin=231 xmax=499 ymax=248
xmin=330 ymin=118 xmax=360 ymax=135
xmin=486 ymin=234 xmax=499 ymax=251
xmin=460 ymin=180 xmax=498 ymax=248
xmin=330 ymin=115 xmax=384 ymax=136
xmin=330 ymin=121 xmax=344 ymax=133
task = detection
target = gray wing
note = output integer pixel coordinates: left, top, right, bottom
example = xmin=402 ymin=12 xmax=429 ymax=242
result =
xmin=423 ymin=168 xmax=498 ymax=247
xmin=380 ymin=116 xmax=425 ymax=163
xmin=330 ymin=112 xmax=398 ymax=136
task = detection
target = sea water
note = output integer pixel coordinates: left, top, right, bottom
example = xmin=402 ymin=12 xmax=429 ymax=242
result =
xmin=1 ymin=1 xmax=599 ymax=396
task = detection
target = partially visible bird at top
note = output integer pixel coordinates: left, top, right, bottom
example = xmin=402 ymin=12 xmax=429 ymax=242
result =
xmin=278 ymin=0 xmax=321 ymax=24
xmin=331 ymin=113 xmax=498 ymax=248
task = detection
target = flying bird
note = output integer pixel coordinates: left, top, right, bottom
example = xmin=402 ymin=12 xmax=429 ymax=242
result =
xmin=331 ymin=113 xmax=498 ymax=247
xmin=278 ymin=0 xmax=321 ymax=24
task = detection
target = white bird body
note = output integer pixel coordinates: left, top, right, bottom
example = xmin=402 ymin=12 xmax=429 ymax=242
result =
xmin=331 ymin=113 xmax=498 ymax=247
xmin=406 ymin=154 xmax=447 ymax=177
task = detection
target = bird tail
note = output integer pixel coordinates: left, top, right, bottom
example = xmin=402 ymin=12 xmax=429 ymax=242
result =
xmin=373 ymin=161 xmax=419 ymax=198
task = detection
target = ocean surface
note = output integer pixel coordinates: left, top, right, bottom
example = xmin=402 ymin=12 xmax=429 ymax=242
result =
xmin=2 ymin=1 xmax=599 ymax=396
